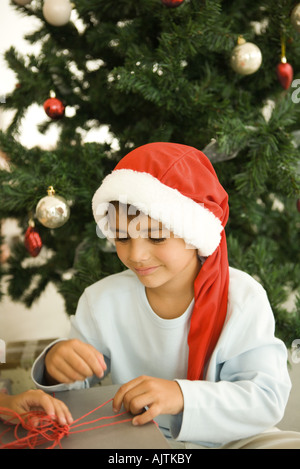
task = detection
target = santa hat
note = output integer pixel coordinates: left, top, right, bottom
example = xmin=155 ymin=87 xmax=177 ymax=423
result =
xmin=92 ymin=142 xmax=229 ymax=380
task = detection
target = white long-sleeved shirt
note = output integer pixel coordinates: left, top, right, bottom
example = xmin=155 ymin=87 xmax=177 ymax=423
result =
xmin=31 ymin=267 xmax=291 ymax=446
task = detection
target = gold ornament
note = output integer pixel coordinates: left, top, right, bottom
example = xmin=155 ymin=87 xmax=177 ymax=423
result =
xmin=231 ymin=36 xmax=262 ymax=75
xmin=36 ymin=186 xmax=70 ymax=229
xmin=291 ymin=4 xmax=300 ymax=33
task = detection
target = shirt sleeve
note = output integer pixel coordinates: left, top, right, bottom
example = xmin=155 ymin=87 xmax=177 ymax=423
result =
xmin=170 ymin=289 xmax=291 ymax=446
xmin=31 ymin=291 xmax=110 ymax=392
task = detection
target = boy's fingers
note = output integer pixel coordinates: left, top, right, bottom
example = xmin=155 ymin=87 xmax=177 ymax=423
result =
xmin=46 ymin=339 xmax=107 ymax=383
xmin=69 ymin=340 xmax=107 ymax=379
xmin=113 ymin=376 xmax=146 ymax=412
xmin=48 ymin=354 xmax=88 ymax=383
xmin=132 ymin=405 xmax=159 ymax=426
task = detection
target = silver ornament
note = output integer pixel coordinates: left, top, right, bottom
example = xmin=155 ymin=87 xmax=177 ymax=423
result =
xmin=231 ymin=38 xmax=262 ymax=75
xmin=36 ymin=186 xmax=70 ymax=228
xmin=202 ymin=138 xmax=239 ymax=163
xmin=291 ymin=4 xmax=300 ymax=33
xmin=43 ymin=0 xmax=72 ymax=27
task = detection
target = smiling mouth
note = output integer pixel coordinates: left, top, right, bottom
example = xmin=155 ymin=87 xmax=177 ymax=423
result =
xmin=134 ymin=266 xmax=159 ymax=276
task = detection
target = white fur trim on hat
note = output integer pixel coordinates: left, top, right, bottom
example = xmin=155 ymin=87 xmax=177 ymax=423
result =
xmin=92 ymin=169 xmax=223 ymax=256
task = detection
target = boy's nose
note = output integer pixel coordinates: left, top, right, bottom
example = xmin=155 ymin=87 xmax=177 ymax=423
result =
xmin=128 ymin=238 xmax=150 ymax=263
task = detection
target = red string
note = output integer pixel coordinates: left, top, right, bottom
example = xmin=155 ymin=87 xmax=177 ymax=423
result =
xmin=0 ymin=398 xmax=132 ymax=449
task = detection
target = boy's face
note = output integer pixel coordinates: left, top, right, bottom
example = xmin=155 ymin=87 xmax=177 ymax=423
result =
xmin=108 ymin=203 xmax=200 ymax=292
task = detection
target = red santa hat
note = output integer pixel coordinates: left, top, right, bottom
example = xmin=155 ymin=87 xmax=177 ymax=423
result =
xmin=92 ymin=142 xmax=229 ymax=380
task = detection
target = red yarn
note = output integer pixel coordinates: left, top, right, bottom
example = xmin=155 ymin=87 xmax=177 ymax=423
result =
xmin=0 ymin=398 xmax=132 ymax=449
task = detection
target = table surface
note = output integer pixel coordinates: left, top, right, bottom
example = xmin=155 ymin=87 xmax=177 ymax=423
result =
xmin=0 ymin=385 xmax=170 ymax=449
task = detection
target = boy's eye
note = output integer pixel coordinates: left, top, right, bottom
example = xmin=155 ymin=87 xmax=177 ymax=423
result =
xmin=115 ymin=237 xmax=130 ymax=243
xmin=115 ymin=237 xmax=166 ymax=244
xmin=149 ymin=237 xmax=166 ymax=243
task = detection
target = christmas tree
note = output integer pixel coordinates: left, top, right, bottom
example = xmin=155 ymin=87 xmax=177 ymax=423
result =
xmin=0 ymin=0 xmax=300 ymax=346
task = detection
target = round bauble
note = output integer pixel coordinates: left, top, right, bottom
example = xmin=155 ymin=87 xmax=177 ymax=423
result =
xmin=36 ymin=186 xmax=70 ymax=229
xmin=231 ymin=41 xmax=262 ymax=75
xmin=43 ymin=0 xmax=72 ymax=27
xmin=43 ymin=97 xmax=65 ymax=119
xmin=291 ymin=4 xmax=300 ymax=33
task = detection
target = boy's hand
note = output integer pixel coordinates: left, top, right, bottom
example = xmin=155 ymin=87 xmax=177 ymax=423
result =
xmin=113 ymin=375 xmax=184 ymax=426
xmin=45 ymin=339 xmax=107 ymax=385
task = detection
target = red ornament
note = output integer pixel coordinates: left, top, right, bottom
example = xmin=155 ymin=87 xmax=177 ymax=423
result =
xmin=297 ymin=199 xmax=300 ymax=213
xmin=24 ymin=226 xmax=42 ymax=257
xmin=276 ymin=61 xmax=294 ymax=90
xmin=43 ymin=97 xmax=65 ymax=119
xmin=161 ymin=0 xmax=184 ymax=7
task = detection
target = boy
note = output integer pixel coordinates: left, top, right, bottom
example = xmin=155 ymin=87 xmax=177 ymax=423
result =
xmin=32 ymin=142 xmax=300 ymax=448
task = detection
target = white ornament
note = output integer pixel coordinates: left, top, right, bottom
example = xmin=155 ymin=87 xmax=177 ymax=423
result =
xmin=291 ymin=4 xmax=300 ymax=33
xmin=43 ymin=0 xmax=72 ymax=27
xmin=13 ymin=0 xmax=32 ymax=5
xmin=231 ymin=39 xmax=262 ymax=75
xmin=36 ymin=186 xmax=70 ymax=229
